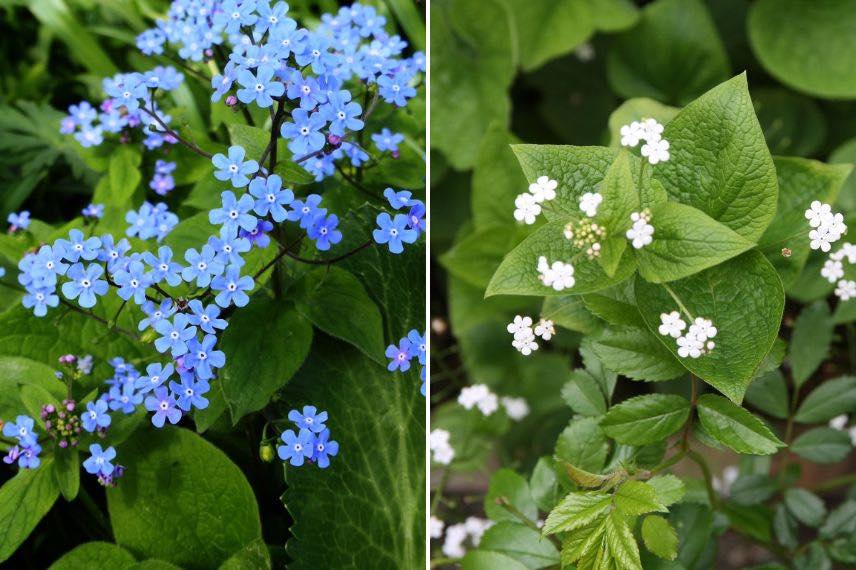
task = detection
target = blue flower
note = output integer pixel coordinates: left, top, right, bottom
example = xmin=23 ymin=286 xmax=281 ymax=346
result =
xmin=286 ymin=194 xmax=325 ymax=229
xmin=136 ymin=28 xmax=165 ymax=55
xmin=340 ymin=142 xmax=369 ymax=167
xmin=98 ymin=235 xmax=131 ymax=271
xmin=280 ymin=109 xmax=326 ymax=156
xmin=69 ymin=102 xmax=96 ymax=124
xmin=107 ymin=382 xmax=143 ymax=414
xmin=407 ymin=330 xmax=427 ymax=365
xmin=142 ymin=246 xmax=183 ymax=287
xmin=144 ymin=387 xmax=182 ymax=428
xmin=385 ymin=338 xmax=412 ymax=372
xmin=150 ymin=173 xmax=175 ymax=196
xmin=378 ymin=70 xmax=416 ymax=107
xmin=138 ymin=299 xmax=176 ymax=332
xmin=182 ymin=245 xmax=225 ymax=287
xmin=82 ymin=203 xmax=104 ymax=219
xmin=372 ymin=213 xmax=418 ymax=254
xmin=420 ymin=366 xmax=426 ymax=396
xmin=209 ymin=191 xmax=258 ymax=237
xmin=236 ymin=65 xmax=284 ymax=108
xmin=248 ymin=174 xmax=294 ymax=222
xmin=277 ymin=428 xmax=314 ymax=467
xmin=169 ymin=372 xmax=210 ymax=412
xmin=319 ymin=90 xmax=363 ymax=136
xmin=83 ymin=444 xmax=116 ymax=476
xmin=29 ymin=245 xmax=68 ymax=285
xmin=154 ymin=314 xmax=197 ymax=357
xmin=134 ymin=362 xmax=175 ymax=395
xmin=213 ymin=0 xmax=258 ymax=34
xmin=372 ymin=128 xmax=404 ymax=154
xmin=212 ymin=146 xmax=259 ymax=188
xmin=22 ymin=287 xmax=59 ymax=317
xmin=240 ymin=219 xmax=274 ymax=248
xmin=255 ymin=0 xmax=290 ymax=34
xmin=308 ymin=213 xmax=342 ymax=251
xmin=295 ymin=36 xmax=336 ymax=74
xmin=288 ymin=405 xmax=328 ymax=433
xmin=57 ymin=229 xmax=101 ymax=262
xmin=407 ymin=202 xmax=426 ymax=235
xmin=74 ymin=124 xmax=103 ymax=147
xmin=383 ymin=188 xmax=414 ymax=210
xmin=312 ymin=429 xmax=339 ymax=469
xmin=187 ymin=300 xmax=228 ymax=334
xmin=285 ymin=70 xmax=324 ymax=111
xmin=2 ymin=415 xmax=37 ymax=446
xmin=208 ymin=232 xmax=251 ymax=267
xmin=185 ymin=334 xmax=226 ymax=380
xmin=5 ymin=443 xmax=41 ymax=469
xmin=7 ymin=211 xmax=30 ymax=231
xmin=82 ymin=399 xmax=112 ymax=432
xmin=270 ymin=18 xmax=307 ymax=58
xmin=61 ymin=263 xmax=109 ymax=308
xmin=113 ymin=260 xmax=152 ymax=305
xmin=104 ymin=73 xmax=147 ymax=112
xmin=211 ymin=265 xmax=254 ymax=308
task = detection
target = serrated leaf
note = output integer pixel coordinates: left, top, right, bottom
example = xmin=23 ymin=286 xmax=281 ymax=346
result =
xmin=477 ymin=522 xmax=560 ymax=568
xmin=791 ymin=427 xmax=852 ymax=464
xmin=641 ymin=515 xmax=678 ymax=560
xmin=635 ymin=251 xmax=785 ymax=403
xmin=543 ymin=491 xmax=612 ymax=535
xmin=601 ymin=394 xmax=690 ymax=445
xmin=789 ymin=301 xmax=834 ymax=386
xmin=784 ymin=488 xmax=827 ymax=527
xmin=589 ymin=325 xmax=685 ymax=382
xmin=794 ymin=376 xmax=856 ymax=423
xmin=562 ymin=462 xmax=609 ymax=489
xmin=605 ymin=510 xmax=642 ymax=570
xmin=555 ymin=417 xmax=609 ymax=473
xmin=561 ymin=518 xmax=607 ymax=566
xmin=696 ymin=394 xmax=785 ymax=454
xmin=614 ymin=480 xmax=667 ymax=516
xmin=744 ymin=370 xmax=789 ymax=420
xmin=646 ymin=475 xmax=685 ymax=506
xmin=561 ymin=370 xmax=607 ymax=416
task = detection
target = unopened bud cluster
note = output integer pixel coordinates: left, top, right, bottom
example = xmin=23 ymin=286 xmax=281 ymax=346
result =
xmin=564 ymin=218 xmax=606 ymax=259
xmin=41 ymin=400 xmax=83 ymax=449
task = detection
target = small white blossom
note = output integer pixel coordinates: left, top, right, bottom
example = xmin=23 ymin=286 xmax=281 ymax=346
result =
xmin=476 ymin=392 xmax=499 ymax=416
xmin=506 ymin=315 xmax=534 ymax=339
xmin=579 ymin=192 xmax=602 ymax=217
xmin=512 ymin=333 xmax=539 ymax=356
xmin=838 ymin=242 xmax=856 ymax=263
xmin=433 ymin=445 xmax=455 ymax=465
xmin=464 ymin=517 xmax=493 ymax=546
xmin=829 ymin=414 xmax=849 ymax=431
xmin=430 ymin=516 xmax=445 ymax=539
xmin=502 ymin=396 xmax=530 ymax=421
xmin=429 ymin=429 xmax=455 ymax=465
xmin=529 ymin=175 xmax=557 ymax=203
xmin=810 ymin=227 xmax=836 ymax=252
xmin=626 ymin=216 xmax=654 ymax=249
xmin=677 ymin=334 xmax=704 ymax=359
xmin=641 ymin=137 xmax=670 ymax=165
xmin=688 ymin=317 xmax=717 ymax=342
xmin=458 ymin=384 xmax=499 ymax=416
xmin=574 ymin=42 xmax=595 ymax=62
xmin=658 ymin=311 xmax=686 ymax=338
xmin=712 ymin=465 xmax=739 ymax=497
xmin=429 ymin=428 xmax=450 ymax=450
xmin=442 ymin=523 xmax=468 ymax=558
xmin=537 ymin=257 xmax=575 ymax=291
xmin=513 ymin=192 xmax=541 ymax=225
xmin=805 ymin=200 xmax=833 ymax=228
xmin=821 ymin=259 xmax=845 ymax=283
xmin=620 ymin=121 xmax=644 ymax=147
xmin=835 ymin=279 xmax=856 ymax=301
xmin=534 ymin=318 xmax=555 ymax=340
xmin=640 ymin=118 xmax=664 ymax=142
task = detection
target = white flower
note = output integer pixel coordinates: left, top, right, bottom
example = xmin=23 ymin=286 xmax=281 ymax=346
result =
xmin=712 ymin=465 xmax=739 ymax=496
xmin=429 ymin=428 xmax=450 ymax=451
xmin=688 ymin=317 xmax=717 ymax=342
xmin=534 ymin=318 xmax=555 ymax=340
xmin=626 ymin=217 xmax=654 ymax=249
xmin=442 ymin=523 xmax=468 ymax=558
xmin=579 ymin=192 xmax=602 ymax=217
xmin=641 ymin=137 xmax=670 ymax=165
xmin=574 ymin=42 xmax=595 ymax=62
xmin=829 ymin=414 xmax=849 ymax=431
xmin=476 ymin=392 xmax=499 ymax=416
xmin=840 ymin=242 xmax=856 ymax=263
xmin=835 ymin=279 xmax=856 ymax=301
xmin=459 ymin=384 xmax=499 ymax=416
xmin=658 ymin=311 xmax=686 ymax=338
xmin=433 ymin=445 xmax=455 ymax=465
xmin=810 ymin=227 xmax=835 ymax=252
xmin=640 ymin=118 xmax=664 ymax=142
xmin=821 ymin=259 xmax=845 ymax=283
xmin=430 ymin=516 xmax=445 ymax=539
xmin=805 ymin=201 xmax=833 ymax=228
xmin=620 ymin=121 xmax=643 ymax=147
xmin=502 ymin=396 xmax=530 ymax=421
xmin=512 ymin=333 xmax=539 ymax=356
xmin=513 ymin=193 xmax=541 ymax=225
xmin=529 ymin=176 xmax=557 ymax=203
xmin=507 ymin=315 xmax=534 ymax=339
xmin=464 ymin=517 xmax=493 ymax=546
xmin=677 ymin=334 xmax=704 ymax=359
xmin=537 ymin=258 xmax=575 ymax=291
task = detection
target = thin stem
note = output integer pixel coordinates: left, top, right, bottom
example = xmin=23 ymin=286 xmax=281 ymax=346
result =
xmin=431 ymin=468 xmax=449 ymax=515
xmin=812 ymin=472 xmax=856 ymax=493
xmin=686 ymin=450 xmax=718 ymax=508
xmin=139 ymin=106 xmax=213 ymax=159
xmin=662 ymin=283 xmax=694 ymax=322
xmin=282 ymin=239 xmax=374 ymax=265
xmin=496 ymin=497 xmax=562 ymax=549
xmin=334 ymin=163 xmax=382 ymax=199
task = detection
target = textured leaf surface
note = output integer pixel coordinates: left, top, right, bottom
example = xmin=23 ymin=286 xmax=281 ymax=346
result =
xmin=604 ymin=510 xmax=642 ymax=570
xmin=485 ymin=468 xmax=538 ymax=523
xmin=0 ymin=459 xmax=59 ymax=563
xmin=635 ymin=251 xmax=785 ymax=402
xmin=561 ymin=370 xmax=607 ymax=417
xmin=49 ymin=542 xmax=136 ymax=569
xmin=794 ymin=376 xmax=856 ymax=423
xmin=697 ymin=394 xmax=785 ymax=454
xmin=647 ymin=475 xmax=685 ymax=506
xmin=614 ymin=481 xmax=666 ymax=515
xmin=784 ymin=488 xmax=826 ymax=527
xmin=543 ymin=492 xmax=612 ymax=535
xmin=601 ymin=394 xmax=690 ymax=445
xmin=641 ymin=515 xmax=678 ymax=560
xmin=589 ymin=325 xmax=685 ymax=381
xmin=107 ymin=429 xmax=262 ymax=569
xmin=477 ymin=522 xmax=560 ymax=568
xmin=788 ymin=301 xmax=834 ymax=386
xmin=791 ymin=427 xmax=852 ymax=463
xmin=654 ymin=74 xmax=778 ymax=242
xmin=554 ymin=417 xmax=609 ymax=473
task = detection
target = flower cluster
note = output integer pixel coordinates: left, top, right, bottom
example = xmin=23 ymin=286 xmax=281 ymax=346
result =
xmin=805 ymin=201 xmax=847 ymax=253
xmin=150 ymin=160 xmax=177 ymax=196
xmin=537 ymin=256 xmax=575 ymax=292
xmin=506 ymin=315 xmax=555 ymax=356
xmin=429 ymin=428 xmax=454 ymax=465
xmin=2 ymin=415 xmax=41 ymax=469
xmin=658 ymin=311 xmax=717 ymax=359
xmin=373 ymin=188 xmax=425 ymax=254
xmin=439 ymin=517 xmax=493 ymax=559
xmin=456 ymin=383 xmax=530 ymax=422
xmin=41 ymin=400 xmax=83 ymax=448
xmin=564 ymin=218 xmax=606 ymax=260
xmin=514 ymin=175 xmax=557 ymax=225
xmin=385 ymin=329 xmax=426 ymax=393
xmin=626 ymin=210 xmax=654 ymax=249
xmin=620 ymin=118 xmax=670 ymax=165
xmin=277 ymin=406 xmax=338 ymax=469
xmin=126 ymin=202 xmax=179 ymax=242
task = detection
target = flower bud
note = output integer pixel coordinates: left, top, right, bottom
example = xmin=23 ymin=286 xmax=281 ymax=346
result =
xmin=225 ymin=95 xmax=238 ymax=107
xmin=259 ymin=443 xmax=275 ymax=463
xmin=327 ymin=133 xmax=342 ymax=147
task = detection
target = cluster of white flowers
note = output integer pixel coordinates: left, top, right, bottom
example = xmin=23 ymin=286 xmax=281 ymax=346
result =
xmin=507 ymin=315 xmax=555 ymax=355
xmin=430 ymin=428 xmax=455 ymax=465
xmin=829 ymin=415 xmax=856 ymax=446
xmin=805 ymin=201 xmax=847 ymax=253
xmin=626 ymin=210 xmax=654 ymax=249
xmin=658 ymin=310 xmax=717 ymax=359
xmin=620 ymin=118 xmax=670 ymax=165
xmin=579 ymin=192 xmax=602 ymax=217
xmin=501 ymin=396 xmax=530 ymax=421
xmin=458 ymin=384 xmax=499 ymax=416
xmin=513 ymin=175 xmax=557 ymax=225
xmin=819 ymin=241 xmax=856 ymax=301
xmin=537 ymin=256 xmax=575 ymax=291
xmin=440 ymin=517 xmax=493 ymax=558
xmin=712 ymin=465 xmax=739 ymax=497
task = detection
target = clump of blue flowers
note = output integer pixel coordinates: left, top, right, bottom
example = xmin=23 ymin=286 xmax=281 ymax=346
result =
xmin=277 ymin=405 xmax=339 ymax=469
xmin=386 ymin=329 xmax=426 ymax=395
xmin=2 ymin=415 xmax=41 ymax=469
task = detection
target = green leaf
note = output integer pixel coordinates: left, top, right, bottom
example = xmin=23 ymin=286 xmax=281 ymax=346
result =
xmin=774 ymin=503 xmax=798 ymax=549
xmin=543 ymin=491 xmax=612 ymax=535
xmin=530 ymin=457 xmax=560 ymax=512
xmin=485 ymin=468 xmax=538 ymax=524
xmin=218 ymin=538 xmax=270 ymax=570
xmin=606 ymin=0 xmax=730 ymax=105
xmin=561 ymin=370 xmax=607 ymax=416
xmin=604 ymin=510 xmax=642 ymax=570
xmin=696 ymin=394 xmax=785 ymax=454
xmin=601 ymin=394 xmax=690 ymax=445
xmin=595 ymin=150 xmax=639 ymax=236
xmin=795 ymin=376 xmax=856 ymax=423
xmin=634 ymin=201 xmax=754 ymax=283
xmin=385 ymin=0 xmax=425 ymax=50
xmin=794 ymin=543 xmax=832 ymax=570
xmin=461 ymin=551 xmax=529 ymax=570
xmin=744 ymin=370 xmax=789 ymax=420
xmin=582 ymin=281 xmax=644 ymax=328
xmin=219 ymin=298 xmax=312 ymax=422
xmin=293 ymin=267 xmax=384 ymax=363
xmin=560 ymin=518 xmax=607 ymax=566
xmin=789 ymin=301 xmax=834 ymax=386
xmin=542 ymin=295 xmax=605 ymax=334
xmin=614 ymin=480 xmax=667 ymax=515
xmin=472 ymin=124 xmax=528 ymax=228
xmin=106 ymin=429 xmax=262 ymax=569
xmin=441 ymin=225 xmax=527 ymax=289
xmin=608 ymin=98 xmax=679 ymax=148
xmin=820 ymin=500 xmax=856 ymax=539
xmin=748 ymin=0 xmax=856 ymax=98
xmin=91 ymin=146 xmax=143 ymax=236
xmin=784 ymin=488 xmax=827 ymax=528
xmin=641 ymin=515 xmax=678 ymax=560
xmin=791 ymin=427 xmax=852 ymax=464
xmin=752 ymin=89 xmax=828 ymax=157
xmin=48 ymin=542 xmax=137 ymax=569
xmin=554 ymin=417 xmax=609 ymax=473
xmin=635 ymin=251 xmax=785 ymax=403
xmin=52 ymin=447 xmax=80 ymax=501
xmin=0 ymin=356 xmax=65 ymax=421
xmin=0 ymin=458 xmax=60 ymax=563
xmin=430 ymin=0 xmax=514 ymax=169
xmin=486 ymin=219 xmax=637 ymax=297
xmin=588 ymin=0 xmax=639 ymax=31
xmin=722 ymin=502 xmax=773 ymax=543
xmin=477 ymin=522 xmax=560 ymax=568
xmin=502 ymin=0 xmax=593 ymax=71
xmin=730 ymin=474 xmax=778 ymax=506
xmin=561 ymin=462 xmax=609 ymax=489
xmin=646 ymin=475 xmax=685 ymax=507
xmin=589 ymin=325 xmax=685 ymax=381
xmin=655 ymin=74 xmax=778 ymax=242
